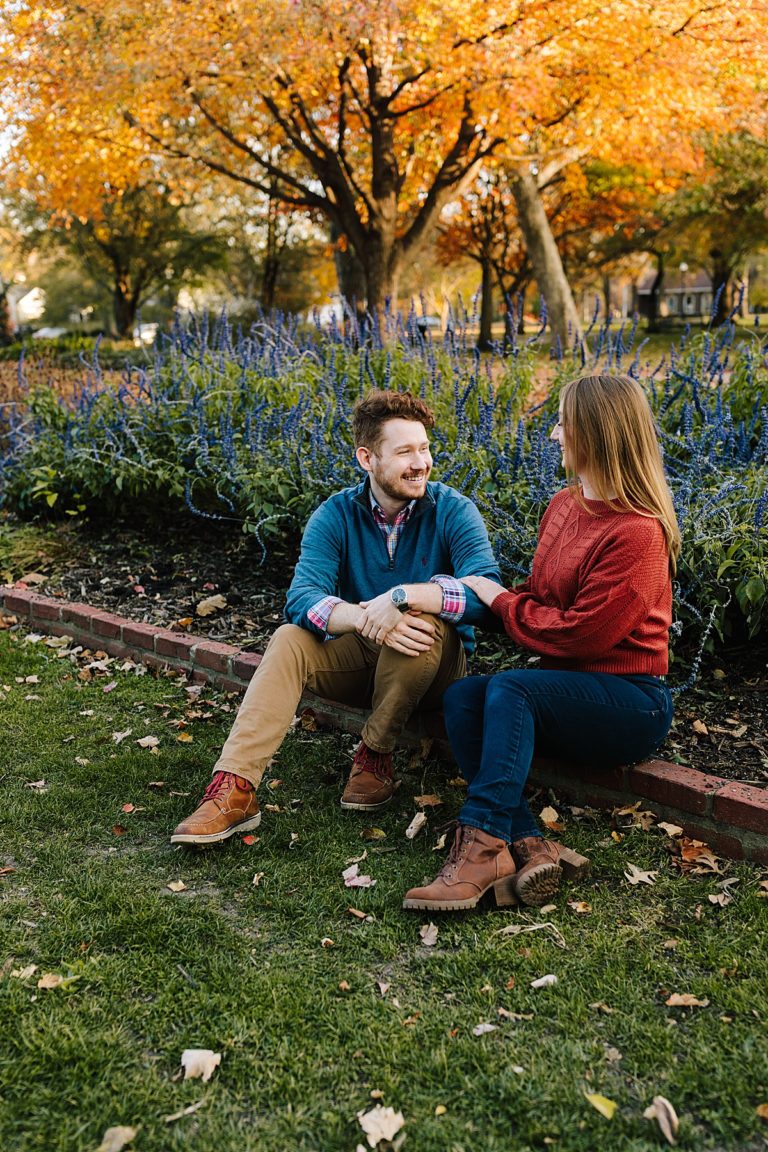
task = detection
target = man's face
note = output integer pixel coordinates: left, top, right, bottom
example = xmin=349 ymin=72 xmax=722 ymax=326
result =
xmin=357 ymin=418 xmax=432 ymax=505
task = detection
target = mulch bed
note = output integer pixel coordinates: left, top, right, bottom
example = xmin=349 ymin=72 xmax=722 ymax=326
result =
xmin=8 ymin=518 xmax=768 ymax=790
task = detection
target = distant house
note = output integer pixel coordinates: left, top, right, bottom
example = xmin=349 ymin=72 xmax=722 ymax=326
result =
xmin=636 ymin=267 xmax=713 ymax=321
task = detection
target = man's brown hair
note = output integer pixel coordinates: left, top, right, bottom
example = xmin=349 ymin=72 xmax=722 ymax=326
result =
xmin=352 ymin=389 xmax=435 ymax=452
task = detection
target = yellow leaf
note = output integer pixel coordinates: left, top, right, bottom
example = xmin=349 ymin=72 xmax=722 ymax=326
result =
xmin=585 ymin=1093 xmax=617 ymax=1120
xmin=176 ymin=731 xmax=193 ymax=743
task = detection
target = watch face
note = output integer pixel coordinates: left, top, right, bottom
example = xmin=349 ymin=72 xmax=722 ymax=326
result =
xmin=391 ymin=586 xmax=408 ymax=610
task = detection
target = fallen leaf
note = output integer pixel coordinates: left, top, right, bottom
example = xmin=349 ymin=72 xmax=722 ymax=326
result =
xmin=497 ymin=1008 xmax=533 ymax=1021
xmin=112 ymin=824 xmax=127 ymax=836
xmin=74 ymin=757 xmax=90 ymax=766
xmin=419 ymin=922 xmax=439 ymax=947
xmin=624 ymin=864 xmax=658 ymax=886
xmin=692 ymin=719 xmax=709 ymax=735
xmin=266 ymin=778 xmax=282 ymax=790
xmin=665 ymin=993 xmax=709 ymax=1007
xmin=181 ymin=1048 xmax=221 ymax=1082
xmin=472 ymin=1022 xmax=497 ymax=1036
xmin=321 ymin=938 xmax=335 ymax=948
xmin=657 ymin=822 xmax=684 ymax=837
xmin=19 ymin=571 xmax=46 ymax=585
xmin=136 ymin=735 xmax=159 ymax=748
xmin=164 ymin=1100 xmax=206 ymax=1124
xmin=10 ymin=964 xmax=38 ymax=980
xmin=167 ymin=880 xmax=188 ymax=893
xmin=435 ymin=1104 xmax=447 ymax=1116
xmin=361 ymin=827 xmax=386 ymax=841
xmin=414 ymin=794 xmax=442 ymax=808
xmin=756 ymin=1103 xmax=768 ymax=1120
xmin=176 ymin=732 xmax=193 ymax=743
xmin=338 ymin=980 xmax=351 ymax=991
xmin=112 ymin=730 xmax=132 ymax=744
xmin=432 ymin=833 xmax=447 ymax=851
xmin=405 ymin=812 xmax=427 ymax=839
xmin=448 ymin=776 xmax=467 ymax=787
xmin=121 ymin=803 xmax=136 ymax=814
xmin=376 ymin=981 xmax=390 ymax=996
xmin=196 ymin=594 xmax=227 ymax=617
xmin=25 ymin=779 xmax=47 ymax=791
xmin=585 ymin=1093 xmax=617 ymax=1120
xmin=568 ymin=900 xmax=592 ymax=914
xmin=252 ymin=872 xmax=265 ymax=886
xmin=342 ymin=863 xmax=376 ymax=888
xmin=348 ymin=907 xmax=368 ymax=919
xmin=644 ymin=1095 xmax=679 ymax=1144
xmin=357 ymin=1104 xmax=405 ymax=1148
xmin=530 ymin=974 xmax=558 ymax=989
xmin=604 ymin=1046 xmax=622 ymax=1063
xmin=0 ymin=866 xmax=16 ymax=876
xmin=102 ymin=681 xmax=118 ymax=693
xmin=37 ymin=973 xmax=66 ymax=990
xmin=241 ymin=834 xmax=258 ymax=846
xmin=96 ymin=1126 xmax=139 ymax=1152
xmin=708 ymin=892 xmax=732 ymax=907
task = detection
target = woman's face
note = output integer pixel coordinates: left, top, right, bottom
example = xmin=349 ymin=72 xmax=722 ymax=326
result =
xmin=550 ymin=407 xmax=570 ymax=469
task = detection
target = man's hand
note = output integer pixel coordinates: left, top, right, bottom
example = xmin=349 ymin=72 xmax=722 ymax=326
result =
xmin=460 ymin=574 xmax=507 ymax=606
xmin=356 ymin=590 xmax=404 ymax=641
xmin=357 ymin=589 xmax=436 ymax=654
xmin=381 ymin=613 xmax=436 ymax=656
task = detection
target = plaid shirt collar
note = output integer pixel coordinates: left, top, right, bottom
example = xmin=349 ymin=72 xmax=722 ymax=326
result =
xmin=370 ymin=491 xmax=416 ymax=562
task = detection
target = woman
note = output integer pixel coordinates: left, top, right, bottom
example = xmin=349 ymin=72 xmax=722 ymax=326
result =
xmin=403 ymin=373 xmax=680 ymax=911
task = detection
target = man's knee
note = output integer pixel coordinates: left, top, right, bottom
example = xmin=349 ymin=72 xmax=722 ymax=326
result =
xmin=267 ymin=622 xmax=322 ymax=654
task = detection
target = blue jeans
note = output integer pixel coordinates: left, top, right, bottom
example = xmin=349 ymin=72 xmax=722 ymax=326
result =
xmin=443 ymin=670 xmax=674 ymax=842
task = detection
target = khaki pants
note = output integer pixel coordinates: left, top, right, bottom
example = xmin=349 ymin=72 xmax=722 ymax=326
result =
xmin=214 ymin=618 xmax=467 ymax=788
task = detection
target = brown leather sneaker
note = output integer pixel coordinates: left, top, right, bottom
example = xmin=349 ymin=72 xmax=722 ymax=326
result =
xmin=171 ymin=771 xmax=261 ymax=846
xmin=510 ymin=836 xmax=562 ymax=906
xmin=402 ymin=825 xmax=518 ymax=911
xmin=340 ymin=742 xmax=395 ymax=811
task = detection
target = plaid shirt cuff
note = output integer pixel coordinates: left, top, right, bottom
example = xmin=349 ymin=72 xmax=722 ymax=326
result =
xmin=430 ymin=575 xmax=466 ymax=623
xmin=307 ymin=595 xmax=343 ymax=633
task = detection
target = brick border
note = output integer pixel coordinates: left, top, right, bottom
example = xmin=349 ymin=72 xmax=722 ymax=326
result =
xmin=3 ymin=586 xmax=767 ymax=864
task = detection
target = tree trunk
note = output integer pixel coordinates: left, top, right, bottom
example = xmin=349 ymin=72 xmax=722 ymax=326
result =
xmin=477 ymin=257 xmax=495 ymax=350
xmin=602 ymin=273 xmax=612 ymax=323
xmin=709 ymin=249 xmax=732 ymax=326
xmin=330 ymin=220 xmax=367 ymax=313
xmin=510 ymin=169 xmax=582 ymax=348
xmin=113 ymin=286 xmax=137 ymax=339
xmin=646 ymin=252 xmax=664 ymax=332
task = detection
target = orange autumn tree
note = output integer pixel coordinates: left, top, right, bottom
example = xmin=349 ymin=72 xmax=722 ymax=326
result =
xmin=2 ymin=1 xmax=767 ymax=341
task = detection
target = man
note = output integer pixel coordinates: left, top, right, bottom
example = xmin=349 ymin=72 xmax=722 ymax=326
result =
xmin=171 ymin=388 xmax=500 ymax=846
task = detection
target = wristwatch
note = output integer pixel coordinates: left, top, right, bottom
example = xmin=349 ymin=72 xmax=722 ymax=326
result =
xmin=390 ymin=585 xmax=409 ymax=612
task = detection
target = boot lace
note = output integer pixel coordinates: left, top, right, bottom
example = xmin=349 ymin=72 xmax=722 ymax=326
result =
xmin=202 ymin=771 xmax=250 ymax=805
xmin=440 ymin=825 xmax=473 ymax=880
xmin=353 ymin=742 xmax=393 ymax=781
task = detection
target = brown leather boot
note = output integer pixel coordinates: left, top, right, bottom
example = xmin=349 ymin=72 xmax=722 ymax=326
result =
xmin=402 ymin=825 xmax=518 ymax=911
xmin=510 ymin=836 xmax=563 ymax=906
xmin=340 ymin=742 xmax=395 ymax=810
xmin=171 ymin=771 xmax=261 ymax=846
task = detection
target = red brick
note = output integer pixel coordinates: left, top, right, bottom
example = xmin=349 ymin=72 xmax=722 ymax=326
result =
xmin=713 ymin=782 xmax=768 ymax=835
xmin=155 ymin=631 xmax=198 ymax=660
xmin=29 ymin=596 xmax=62 ymax=621
xmin=122 ymin=623 xmax=158 ymax=651
xmin=629 ymin=759 xmax=724 ymax=816
xmin=91 ymin=612 xmax=126 ymax=640
xmin=193 ymin=641 xmax=236 ymax=673
xmin=232 ymin=652 xmax=263 ymax=681
xmin=61 ymin=603 xmax=99 ymax=629
xmin=1 ymin=589 xmax=33 ymax=615
xmin=191 ymin=669 xmax=212 ymax=684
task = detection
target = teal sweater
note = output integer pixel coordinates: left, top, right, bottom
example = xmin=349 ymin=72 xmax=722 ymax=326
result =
xmin=284 ymin=479 xmax=500 ymax=655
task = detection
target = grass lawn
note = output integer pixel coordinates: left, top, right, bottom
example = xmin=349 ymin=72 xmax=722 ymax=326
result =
xmin=1 ymin=627 xmax=767 ymax=1152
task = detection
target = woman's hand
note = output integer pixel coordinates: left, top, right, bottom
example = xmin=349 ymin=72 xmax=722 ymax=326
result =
xmin=460 ymin=574 xmax=507 ymax=607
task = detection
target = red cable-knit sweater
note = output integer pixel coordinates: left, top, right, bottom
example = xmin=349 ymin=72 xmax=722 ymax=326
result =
xmin=491 ymin=487 xmax=672 ymax=675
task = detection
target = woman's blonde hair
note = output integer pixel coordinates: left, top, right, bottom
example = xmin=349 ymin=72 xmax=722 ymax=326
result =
xmin=560 ymin=373 xmax=681 ymax=571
